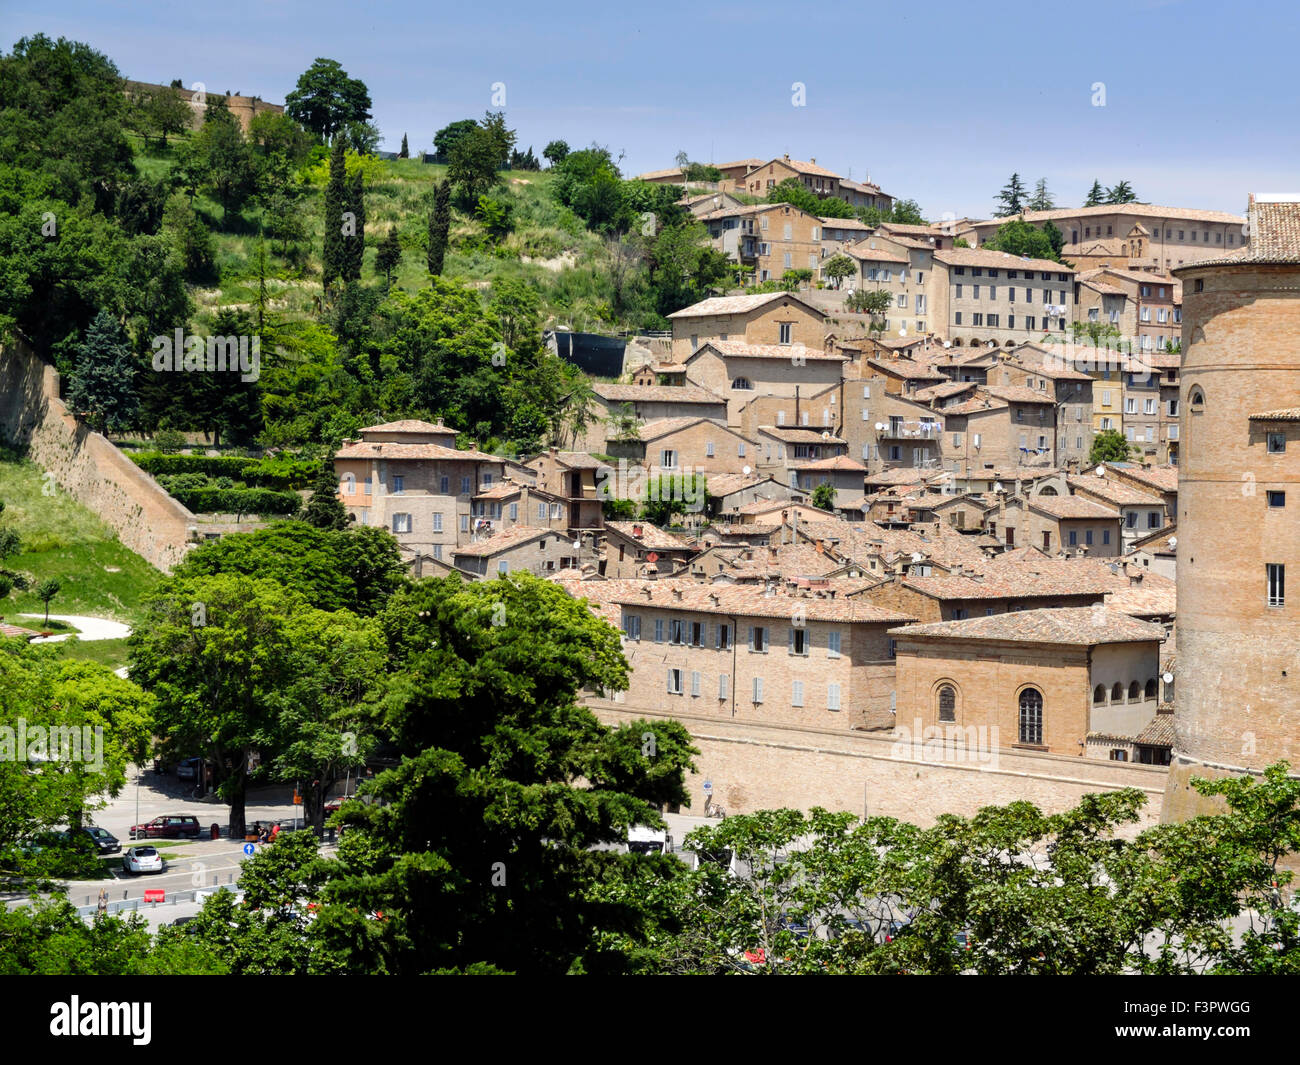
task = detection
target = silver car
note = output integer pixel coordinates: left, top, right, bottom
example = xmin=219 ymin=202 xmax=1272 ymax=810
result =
xmin=122 ymin=846 xmax=164 ymax=875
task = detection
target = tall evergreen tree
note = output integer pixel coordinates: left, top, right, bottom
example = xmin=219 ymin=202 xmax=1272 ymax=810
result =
xmin=67 ymin=311 xmax=139 ymax=435
xmin=344 ymin=169 xmax=366 ymax=281
xmin=399 ymin=133 xmax=409 ymax=159
xmin=322 ymin=138 xmax=347 ymax=289
xmin=427 ymin=180 xmax=451 ymax=277
xmin=375 ymin=227 xmax=402 ymax=284
xmin=302 ymin=460 xmax=350 ymax=530
xmin=1083 ymin=180 xmax=1107 ymax=207
xmin=1028 ymin=177 xmax=1054 ymax=212
xmin=995 ymin=173 xmax=1027 ymax=217
xmin=1107 ymin=180 xmax=1137 ymax=204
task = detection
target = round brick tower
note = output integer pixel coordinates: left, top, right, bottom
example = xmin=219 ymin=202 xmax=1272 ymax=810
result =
xmin=1163 ymin=195 xmax=1300 ymax=820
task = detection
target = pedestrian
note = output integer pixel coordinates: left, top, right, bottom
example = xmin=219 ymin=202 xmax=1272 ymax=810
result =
xmin=96 ymin=888 xmax=108 ymax=916
xmin=269 ymin=822 xmax=280 ymax=842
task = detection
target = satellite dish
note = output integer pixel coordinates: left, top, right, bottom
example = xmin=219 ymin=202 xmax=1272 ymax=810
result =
xmin=943 ymin=341 xmax=952 ymax=348
xmin=898 ymin=327 xmax=908 ymax=337
xmin=875 ymin=422 xmax=886 ymax=432
xmin=821 ymin=431 xmax=830 ymax=440
xmin=1095 ymin=464 xmax=1106 ymax=476
xmin=993 ymin=481 xmax=1004 ymax=493
xmin=1168 ymin=536 xmax=1177 ymax=549
xmin=742 ymin=465 xmax=751 ymax=476
xmin=572 ymin=540 xmax=581 ymax=550
xmin=1162 ymin=672 xmax=1174 ymax=684
xmin=910 ymin=552 xmax=923 ymax=562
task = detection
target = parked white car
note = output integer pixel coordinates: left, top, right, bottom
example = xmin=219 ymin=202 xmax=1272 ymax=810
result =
xmin=122 ymin=846 xmax=164 ymax=875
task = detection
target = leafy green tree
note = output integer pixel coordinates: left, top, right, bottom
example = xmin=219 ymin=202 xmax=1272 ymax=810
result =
xmin=1027 ymin=177 xmax=1054 ymax=212
xmin=322 ymin=137 xmax=347 ymax=288
xmin=285 ymin=58 xmax=373 ymax=142
xmin=142 ymin=87 xmax=192 ymax=149
xmin=448 ymin=113 xmax=514 ymax=204
xmin=640 ymin=472 xmax=706 ymax=526
xmin=822 ymin=254 xmax=856 ymax=290
xmin=887 ymin=199 xmax=925 ymax=225
xmin=34 ymin=578 xmax=61 ymax=625
xmin=195 ymin=97 xmax=257 ymax=225
xmin=953 ymin=237 xmax=970 ymax=248
xmin=475 ymin=193 xmax=513 ymax=242
xmin=1089 ymin=428 xmax=1136 ymax=464
xmin=1107 ymin=180 xmax=1137 ymax=204
xmin=340 ymin=120 xmax=381 ymax=156
xmin=427 ymin=180 xmax=451 ymax=276
xmin=767 ymin=178 xmax=820 ymax=215
xmin=433 ymin=118 xmax=478 ymax=162
xmin=398 ymin=133 xmax=409 ymax=159
xmin=0 ymin=897 xmax=226 ymax=974
xmin=174 ymin=520 xmax=404 ymax=616
xmin=509 ymin=145 xmax=539 ymax=171
xmin=261 ymin=187 xmax=307 ymax=258
xmin=811 ymin=482 xmax=836 ymax=510
xmin=847 ymin=288 xmax=892 ymax=319
xmin=302 ymin=461 xmax=349 ymax=530
xmin=374 ymin=226 xmax=402 ymax=284
xmin=995 ymin=173 xmax=1027 ymax=216
xmin=313 ymin=574 xmax=698 ymax=974
xmin=543 ymin=139 xmax=569 ymax=166
xmin=67 ymin=310 xmax=138 ymax=434
xmin=982 ymin=218 xmax=1059 ymax=262
xmin=1083 ymin=180 xmax=1107 ymax=207
xmin=1043 ymin=219 xmax=1065 ymax=258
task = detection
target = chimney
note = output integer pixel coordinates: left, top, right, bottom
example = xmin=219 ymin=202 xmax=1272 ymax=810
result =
xmin=632 ymin=524 xmax=644 ymax=538
xmin=783 ymin=153 xmax=791 ymax=161
xmin=641 ymin=586 xmax=653 ymax=599
xmin=810 ymin=157 xmax=816 ymax=165
xmin=672 ymin=587 xmax=683 ymax=600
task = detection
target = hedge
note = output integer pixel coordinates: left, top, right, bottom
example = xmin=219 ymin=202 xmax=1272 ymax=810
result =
xmin=166 ymin=486 xmax=302 ymax=517
xmin=131 ymin=452 xmax=320 ymax=490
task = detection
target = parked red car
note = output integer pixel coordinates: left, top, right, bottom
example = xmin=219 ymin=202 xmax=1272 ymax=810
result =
xmin=130 ymin=815 xmax=202 ymax=840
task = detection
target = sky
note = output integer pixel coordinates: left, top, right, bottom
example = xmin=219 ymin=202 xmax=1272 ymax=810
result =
xmin=3 ymin=0 xmax=1297 ymax=219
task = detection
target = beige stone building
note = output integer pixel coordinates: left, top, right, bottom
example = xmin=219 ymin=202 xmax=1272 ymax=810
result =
xmin=572 ymin=383 xmax=727 ymax=454
xmin=699 ymin=202 xmax=824 ymax=284
xmin=451 ymin=525 xmax=580 ymax=577
xmin=525 ymin=450 xmax=606 ymax=533
xmin=891 ymin=607 xmax=1166 ymax=757
xmin=931 ymin=248 xmax=1076 ymax=347
xmin=998 ymin=493 xmax=1122 ymax=556
xmin=667 ymin=292 xmax=825 ymax=362
xmin=676 ymin=340 xmax=846 ymax=429
xmin=333 ymin=420 xmax=506 ymax=560
xmin=601 ymin=521 xmax=696 ymax=579
xmin=606 ymin=580 xmax=916 ymax=731
xmin=606 ymin=417 xmax=756 ymax=479
xmin=958 ymin=204 xmax=1247 ymax=273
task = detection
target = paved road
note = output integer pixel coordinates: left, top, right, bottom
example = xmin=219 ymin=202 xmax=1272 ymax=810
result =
xmin=22 ymin=613 xmax=132 ymax=642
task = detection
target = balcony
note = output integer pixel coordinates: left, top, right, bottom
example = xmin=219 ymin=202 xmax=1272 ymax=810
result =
xmin=877 ymin=421 xmax=942 ymax=440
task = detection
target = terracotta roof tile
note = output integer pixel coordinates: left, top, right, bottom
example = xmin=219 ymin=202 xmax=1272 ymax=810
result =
xmin=891 ymin=606 xmax=1165 ymax=645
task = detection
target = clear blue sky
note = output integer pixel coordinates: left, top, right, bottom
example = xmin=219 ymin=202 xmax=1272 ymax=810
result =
xmin=4 ymin=0 xmax=1296 ymax=218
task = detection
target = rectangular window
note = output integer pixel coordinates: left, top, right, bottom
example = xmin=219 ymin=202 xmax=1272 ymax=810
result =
xmin=654 ymin=618 xmax=665 ymax=643
xmin=751 ymin=626 xmax=767 ymax=652
xmin=790 ymin=627 xmax=808 ymax=655
xmin=392 ymin=513 xmax=411 ymax=534
xmin=1069 ymin=530 xmax=1077 ymax=546
xmin=779 ymin=322 xmax=792 ymax=344
xmin=461 ymin=515 xmax=469 ymax=533
xmin=1148 ymin=511 xmax=1161 ymax=528
xmin=622 ymin=614 xmax=641 ymax=640
xmin=440 ymin=475 xmax=450 ymax=494
xmin=667 ymin=669 xmax=683 ymax=695
xmin=753 ymin=676 xmax=764 ymax=703
xmin=791 ymin=680 xmax=804 ymax=707
xmin=1269 ymin=491 xmax=1286 ymax=508
xmin=458 ymin=476 xmax=470 ymax=495
xmin=716 ymin=623 xmax=732 ymax=650
xmin=432 ymin=544 xmax=442 ymax=560
xmin=1103 ymin=529 xmax=1110 ymax=544
xmin=1086 ymin=529 xmax=1094 ymax=545
xmin=432 ymin=513 xmax=443 ymax=533
xmin=550 ymin=503 xmax=562 ymax=519
xmin=706 ymin=441 xmax=714 ymax=458
xmin=718 ymin=674 xmax=729 ymax=700
xmin=497 ymin=560 xmax=509 ymax=575
xmin=661 ymin=449 xmax=678 ymax=469
xmin=827 ymin=684 xmax=841 ymax=711
xmin=827 ymin=630 xmax=841 ymax=658
xmin=1268 ymin=433 xmax=1287 ymax=454
xmin=1268 ymin=563 xmax=1285 ymax=607
xmin=691 ymin=671 xmax=701 ymax=697
xmin=509 ymin=502 xmax=518 ymax=521
xmin=669 ymin=619 xmax=686 ymax=645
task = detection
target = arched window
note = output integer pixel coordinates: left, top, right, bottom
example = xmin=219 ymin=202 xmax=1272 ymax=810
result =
xmin=1039 ymin=486 xmax=1058 ymax=496
xmin=341 ymin=472 xmax=356 ymax=495
xmin=938 ymin=685 xmax=956 ymax=722
xmin=1093 ymin=684 xmax=1106 ymax=704
xmin=1019 ymin=688 xmax=1043 ymax=745
xmin=1111 ymin=682 xmax=1123 ymax=703
xmin=731 ymin=377 xmax=753 ymax=391
xmin=1128 ymin=681 xmax=1141 ymax=702
xmin=1189 ymin=387 xmax=1205 ymax=412
xmin=1144 ymin=678 xmax=1157 ymax=699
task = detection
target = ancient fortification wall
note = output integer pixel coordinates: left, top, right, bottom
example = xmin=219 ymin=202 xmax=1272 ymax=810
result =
xmin=0 ymin=340 xmax=195 ymax=573
xmin=591 ymin=701 xmax=1167 ymax=830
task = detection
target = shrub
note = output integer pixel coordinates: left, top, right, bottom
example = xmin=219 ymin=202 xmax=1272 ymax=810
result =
xmin=154 ymin=428 xmax=187 ymax=453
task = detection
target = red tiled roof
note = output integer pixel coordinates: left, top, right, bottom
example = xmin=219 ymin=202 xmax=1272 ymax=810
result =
xmin=890 ymin=606 xmax=1165 ymax=645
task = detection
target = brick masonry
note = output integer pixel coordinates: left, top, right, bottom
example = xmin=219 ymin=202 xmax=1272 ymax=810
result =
xmin=0 ymin=340 xmax=194 ymax=572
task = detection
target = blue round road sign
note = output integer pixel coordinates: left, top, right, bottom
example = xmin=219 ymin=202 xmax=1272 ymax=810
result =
xmin=243 ymin=842 xmax=255 ymax=856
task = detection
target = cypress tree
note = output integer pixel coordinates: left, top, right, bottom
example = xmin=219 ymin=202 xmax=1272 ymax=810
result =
xmin=68 ymin=310 xmax=139 ymax=435
xmin=302 ymin=459 xmax=350 ymax=530
xmin=344 ymin=169 xmax=366 ymax=281
xmin=322 ymin=138 xmax=347 ymax=288
xmin=399 ymin=133 xmax=409 ymax=159
xmin=427 ymin=179 xmax=451 ymax=277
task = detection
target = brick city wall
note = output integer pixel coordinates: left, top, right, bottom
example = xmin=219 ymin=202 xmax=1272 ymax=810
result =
xmin=0 ymin=339 xmax=195 ymax=572
xmin=591 ymin=701 xmax=1167 ymax=830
